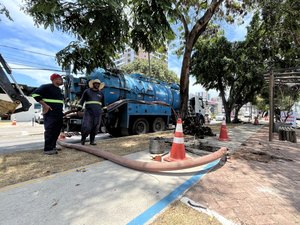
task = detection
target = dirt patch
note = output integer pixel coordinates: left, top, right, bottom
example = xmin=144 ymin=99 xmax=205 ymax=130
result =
xmin=232 ymin=148 xmax=294 ymax=163
xmin=150 ymin=200 xmax=221 ymax=225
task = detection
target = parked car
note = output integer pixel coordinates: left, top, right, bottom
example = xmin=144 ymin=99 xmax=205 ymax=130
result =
xmin=34 ymin=109 xmax=44 ymax=124
xmin=215 ymin=113 xmax=225 ymax=121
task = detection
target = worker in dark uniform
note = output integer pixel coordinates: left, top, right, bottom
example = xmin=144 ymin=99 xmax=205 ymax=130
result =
xmin=32 ymin=74 xmax=64 ymax=155
xmin=77 ymin=79 xmax=105 ymax=145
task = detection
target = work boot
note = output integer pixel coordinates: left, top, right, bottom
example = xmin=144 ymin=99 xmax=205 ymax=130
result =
xmin=90 ymin=136 xmax=96 ymax=145
xmin=81 ymin=136 xmax=86 ymax=145
xmin=44 ymin=149 xmax=58 ymax=155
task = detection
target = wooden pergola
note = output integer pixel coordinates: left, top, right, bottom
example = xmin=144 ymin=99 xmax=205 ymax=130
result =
xmin=264 ymin=67 xmax=300 ymax=141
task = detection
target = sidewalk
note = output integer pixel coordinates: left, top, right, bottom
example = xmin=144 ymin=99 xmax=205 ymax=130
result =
xmin=184 ymin=126 xmax=300 ymax=225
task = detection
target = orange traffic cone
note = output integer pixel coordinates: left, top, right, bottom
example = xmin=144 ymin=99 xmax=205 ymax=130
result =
xmin=164 ymin=118 xmax=188 ymax=161
xmin=11 ymin=119 xmax=16 ymax=125
xmin=218 ymin=119 xmax=229 ymax=141
xmin=58 ymin=132 xmax=66 ymax=140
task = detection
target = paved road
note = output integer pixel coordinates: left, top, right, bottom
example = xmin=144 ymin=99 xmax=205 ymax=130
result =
xmin=0 ymin=121 xmax=110 ymax=154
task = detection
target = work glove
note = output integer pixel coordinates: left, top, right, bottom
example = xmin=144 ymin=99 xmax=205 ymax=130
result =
xmin=103 ymin=106 xmax=108 ymax=113
xmin=76 ymin=106 xmax=83 ymax=111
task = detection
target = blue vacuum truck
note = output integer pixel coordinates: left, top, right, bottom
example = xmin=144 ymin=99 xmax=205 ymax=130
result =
xmin=63 ymin=68 xmax=206 ymax=137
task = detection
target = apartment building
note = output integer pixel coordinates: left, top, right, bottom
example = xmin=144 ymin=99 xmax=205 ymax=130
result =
xmin=114 ymin=46 xmax=168 ymax=68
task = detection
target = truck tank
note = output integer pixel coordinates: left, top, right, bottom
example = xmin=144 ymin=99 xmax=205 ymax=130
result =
xmin=89 ymin=69 xmax=180 ymax=110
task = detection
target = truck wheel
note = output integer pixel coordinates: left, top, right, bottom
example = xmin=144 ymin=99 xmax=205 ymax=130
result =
xmin=152 ymin=117 xmax=166 ymax=132
xmin=132 ymin=118 xmax=149 ymax=135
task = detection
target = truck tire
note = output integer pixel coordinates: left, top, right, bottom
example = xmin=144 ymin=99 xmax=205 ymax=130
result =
xmin=132 ymin=118 xmax=149 ymax=135
xmin=152 ymin=117 xmax=166 ymax=132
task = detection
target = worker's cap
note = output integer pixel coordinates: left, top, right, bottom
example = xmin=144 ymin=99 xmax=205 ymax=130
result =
xmin=50 ymin=73 xmax=62 ymax=81
xmin=88 ymin=79 xmax=105 ymax=90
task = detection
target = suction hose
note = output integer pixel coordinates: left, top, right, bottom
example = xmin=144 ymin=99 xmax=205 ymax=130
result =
xmin=58 ymin=140 xmax=227 ymax=172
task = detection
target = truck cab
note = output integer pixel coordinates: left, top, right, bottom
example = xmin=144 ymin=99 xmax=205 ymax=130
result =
xmin=188 ymin=96 xmax=206 ymax=124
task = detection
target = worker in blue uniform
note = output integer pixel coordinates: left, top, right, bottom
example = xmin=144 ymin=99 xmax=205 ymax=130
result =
xmin=32 ymin=74 xmax=64 ymax=155
xmin=77 ymin=79 xmax=105 ymax=145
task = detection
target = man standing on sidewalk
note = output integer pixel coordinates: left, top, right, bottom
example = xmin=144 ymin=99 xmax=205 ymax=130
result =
xmin=77 ymin=79 xmax=105 ymax=145
xmin=32 ymin=74 xmax=64 ymax=155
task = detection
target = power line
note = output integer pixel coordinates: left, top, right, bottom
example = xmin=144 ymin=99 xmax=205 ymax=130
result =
xmin=6 ymin=57 xmax=60 ymax=70
xmin=11 ymin=67 xmax=65 ymax=72
xmin=0 ymin=44 xmax=56 ymax=57
xmin=10 ymin=67 xmax=85 ymax=75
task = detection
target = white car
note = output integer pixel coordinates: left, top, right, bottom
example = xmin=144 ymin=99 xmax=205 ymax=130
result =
xmin=34 ymin=109 xmax=44 ymax=124
xmin=215 ymin=113 xmax=225 ymax=121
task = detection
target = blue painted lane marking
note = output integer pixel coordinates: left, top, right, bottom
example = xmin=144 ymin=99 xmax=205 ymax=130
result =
xmin=127 ymin=159 xmax=220 ymax=225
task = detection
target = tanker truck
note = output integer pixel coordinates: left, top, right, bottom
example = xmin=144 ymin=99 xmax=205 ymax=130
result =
xmin=63 ymin=68 xmax=206 ymax=137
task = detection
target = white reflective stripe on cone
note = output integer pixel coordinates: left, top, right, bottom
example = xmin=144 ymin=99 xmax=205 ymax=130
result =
xmin=175 ymin=123 xmax=183 ymax=132
xmin=173 ymin=137 xmax=184 ymax=144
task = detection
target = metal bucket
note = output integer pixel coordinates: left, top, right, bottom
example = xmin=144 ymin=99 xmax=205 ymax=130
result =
xmin=149 ymin=137 xmax=171 ymax=154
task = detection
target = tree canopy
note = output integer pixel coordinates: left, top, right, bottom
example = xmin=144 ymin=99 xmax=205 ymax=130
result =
xmin=190 ymin=35 xmax=265 ymax=122
xmin=247 ymin=1 xmax=300 ymax=69
xmin=190 ymin=0 xmax=300 ymax=122
xmin=22 ymin=0 xmax=257 ymax=116
xmin=22 ymin=0 xmax=174 ymax=74
xmin=121 ymin=58 xmax=179 ymax=83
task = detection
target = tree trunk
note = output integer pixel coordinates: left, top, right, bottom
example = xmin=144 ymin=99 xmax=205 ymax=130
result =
xmin=233 ymin=106 xmax=242 ymax=123
xmin=178 ymin=0 xmax=223 ymax=118
xmin=219 ymin=88 xmax=232 ymax=124
xmin=179 ymin=45 xmax=192 ymax=119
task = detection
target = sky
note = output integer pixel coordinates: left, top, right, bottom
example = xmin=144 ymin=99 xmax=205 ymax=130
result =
xmin=0 ymin=0 xmax=252 ymax=97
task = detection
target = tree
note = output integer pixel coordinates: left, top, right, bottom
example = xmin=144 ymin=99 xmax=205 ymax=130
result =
xmin=275 ymin=85 xmax=300 ymax=120
xmin=121 ymin=58 xmax=179 ymax=83
xmin=190 ymin=35 xmax=265 ymax=123
xmin=0 ymin=3 xmax=12 ymax=21
xmin=190 ymin=0 xmax=300 ymax=122
xmin=22 ymin=0 xmax=174 ymax=74
xmin=166 ymin=0 xmax=256 ymax=117
xmin=245 ymin=1 xmax=300 ymax=120
xmin=22 ymin=0 xmax=256 ymax=116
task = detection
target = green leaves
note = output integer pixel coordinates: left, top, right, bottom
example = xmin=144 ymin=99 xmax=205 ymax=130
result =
xmin=22 ymin=0 xmax=176 ymax=74
xmin=129 ymin=0 xmax=175 ymax=53
xmin=121 ymin=58 xmax=179 ymax=83
xmin=0 ymin=3 xmax=13 ymax=21
xmin=23 ymin=0 xmax=128 ymax=73
xmin=191 ymin=34 xmax=265 ymax=118
xmin=251 ymin=0 xmax=300 ymax=69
